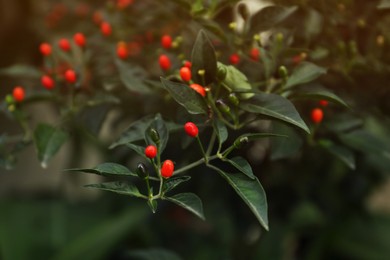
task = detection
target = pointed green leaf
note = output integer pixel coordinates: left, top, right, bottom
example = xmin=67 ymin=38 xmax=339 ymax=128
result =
xmin=285 ymin=62 xmax=327 ymax=89
xmin=85 ymin=181 xmax=145 ymax=198
xmin=249 ymin=5 xmax=298 ymax=35
xmin=271 ymin=121 xmax=303 ymax=160
xmin=145 ymin=114 xmax=169 ymax=152
xmin=110 ymin=115 xmax=154 ymax=149
xmin=209 ymin=165 xmax=268 ymax=230
xmin=290 ymin=83 xmax=348 ymax=107
xmin=160 ymin=77 xmax=208 ymax=114
xmin=240 ymin=92 xmax=310 ymax=133
xmin=163 ymin=176 xmax=191 ymax=194
xmin=214 ymin=119 xmax=228 ymax=148
xmin=125 ymin=143 xmax=147 ymax=158
xmin=34 ymin=124 xmax=68 ymax=168
xmin=66 ymin=162 xmax=136 ymax=177
xmin=191 ymin=30 xmax=217 ymax=85
xmin=165 ymin=193 xmax=205 ymax=220
xmin=226 ymin=156 xmax=256 ymax=179
xmin=318 ymin=139 xmax=356 ymax=170
xmin=115 ymin=59 xmax=151 ymax=94
xmin=0 ymin=64 xmax=41 ymax=78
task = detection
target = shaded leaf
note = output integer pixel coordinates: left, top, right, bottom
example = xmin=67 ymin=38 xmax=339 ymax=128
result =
xmin=290 ymin=83 xmax=348 ymax=107
xmin=285 ymin=62 xmax=327 ymax=89
xmin=240 ymin=92 xmax=310 ymax=133
xmin=0 ymin=64 xmax=41 ymax=78
xmin=126 ymin=248 xmax=182 ymax=260
xmin=271 ymin=121 xmax=303 ymax=160
xmin=191 ymin=30 xmax=217 ymax=85
xmin=145 ymin=114 xmax=169 ymax=152
xmin=115 ymin=59 xmax=151 ymax=94
xmin=34 ymin=124 xmax=68 ymax=168
xmin=318 ymin=139 xmax=356 ymax=170
xmin=163 ymin=176 xmax=191 ymax=194
xmin=66 ymin=162 xmax=136 ymax=177
xmin=160 ymin=77 xmax=208 ymax=114
xmin=110 ymin=115 xmax=154 ymax=149
xmin=214 ymin=119 xmax=228 ymax=148
xmin=249 ymin=5 xmax=298 ymax=35
xmin=85 ymin=181 xmax=144 ymax=198
xmin=226 ymin=156 xmax=255 ymax=179
xmin=209 ymin=165 xmax=268 ymax=230
xmin=165 ymin=193 xmax=205 ymax=220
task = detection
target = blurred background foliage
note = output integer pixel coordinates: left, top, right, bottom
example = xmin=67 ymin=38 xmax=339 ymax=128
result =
xmin=1 ymin=0 xmax=390 ymax=259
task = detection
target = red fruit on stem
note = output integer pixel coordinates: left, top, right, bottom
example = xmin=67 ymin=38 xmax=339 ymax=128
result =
xmin=161 ymin=160 xmax=174 ymax=178
xmin=159 ymin=54 xmax=171 ymax=71
xmin=229 ymin=53 xmax=240 ymax=65
xmin=41 ymin=75 xmax=55 ymax=90
xmin=250 ymin=47 xmax=260 ymax=61
xmin=180 ymin=67 xmax=191 ymax=82
xmin=117 ymin=43 xmax=128 ymax=59
xmin=64 ymin=69 xmax=77 ymax=83
xmin=319 ymin=100 xmax=329 ymax=107
xmin=161 ymin=35 xmax=172 ymax=49
xmin=101 ymin=22 xmax=112 ymax=37
xmin=145 ymin=145 xmax=157 ymax=159
xmin=190 ymin=83 xmax=206 ymax=97
xmin=184 ymin=122 xmax=199 ymax=137
xmin=311 ymin=108 xmax=324 ymax=124
xmin=13 ymin=86 xmax=25 ymax=102
xmin=40 ymin=43 xmax=52 ymax=56
xmin=58 ymin=38 xmax=71 ymax=52
xmin=184 ymin=60 xmax=192 ymax=68
xmin=73 ymin=33 xmax=86 ymax=47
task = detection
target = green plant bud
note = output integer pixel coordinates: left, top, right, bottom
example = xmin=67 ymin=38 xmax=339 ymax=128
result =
xmin=5 ymin=94 xmax=14 ymax=105
xmin=149 ymin=128 xmax=160 ymax=144
xmin=276 ymin=33 xmax=284 ymax=43
xmin=234 ymin=136 xmax=249 ymax=149
xmin=198 ymin=69 xmax=205 ymax=76
xmin=136 ymin=163 xmax=149 ymax=179
xmin=216 ymin=65 xmax=227 ymax=80
xmin=278 ymin=66 xmax=288 ymax=80
xmin=216 ymin=99 xmax=231 ymax=114
xmin=237 ymin=3 xmax=250 ymax=21
xmin=228 ymin=93 xmax=240 ymax=106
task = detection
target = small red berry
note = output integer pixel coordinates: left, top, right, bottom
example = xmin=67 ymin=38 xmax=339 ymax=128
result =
xmin=159 ymin=54 xmax=171 ymax=71
xmin=41 ymin=75 xmax=55 ymax=90
xmin=161 ymin=35 xmax=172 ymax=49
xmin=183 ymin=60 xmax=192 ymax=68
xmin=161 ymin=160 xmax=174 ymax=178
xmin=117 ymin=43 xmax=128 ymax=59
xmin=311 ymin=108 xmax=324 ymax=124
xmin=73 ymin=33 xmax=86 ymax=47
xmin=58 ymin=38 xmax=71 ymax=52
xmin=39 ymin=43 xmax=52 ymax=56
xmin=184 ymin=122 xmax=199 ymax=137
xmin=64 ymin=69 xmax=77 ymax=83
xmin=319 ymin=100 xmax=328 ymax=107
xmin=12 ymin=86 xmax=25 ymax=102
xmin=145 ymin=145 xmax=157 ymax=159
xmin=190 ymin=83 xmax=206 ymax=97
xmin=101 ymin=22 xmax=112 ymax=37
xmin=292 ymin=55 xmax=302 ymax=65
xmin=180 ymin=67 xmax=191 ymax=82
xmin=250 ymin=47 xmax=260 ymax=61
xmin=229 ymin=53 xmax=240 ymax=65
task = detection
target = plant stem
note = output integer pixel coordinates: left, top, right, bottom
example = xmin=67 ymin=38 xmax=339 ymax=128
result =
xmin=173 ymin=154 xmax=219 ymax=175
xmin=196 ymin=136 xmax=207 ymax=163
xmin=206 ymin=131 xmax=216 ymax=156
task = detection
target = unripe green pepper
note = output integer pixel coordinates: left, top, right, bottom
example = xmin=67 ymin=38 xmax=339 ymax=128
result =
xmin=149 ymin=128 xmax=160 ymax=145
xmin=228 ymin=93 xmax=240 ymax=106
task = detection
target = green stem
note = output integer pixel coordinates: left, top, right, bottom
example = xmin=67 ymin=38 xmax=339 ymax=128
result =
xmin=196 ymin=136 xmax=207 ymax=163
xmin=173 ymin=154 xmax=219 ymax=176
xmin=206 ymin=131 xmax=216 ymax=156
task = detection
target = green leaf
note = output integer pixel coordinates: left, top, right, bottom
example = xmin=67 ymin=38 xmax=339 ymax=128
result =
xmin=226 ymin=156 xmax=255 ymax=179
xmin=285 ymin=62 xmax=327 ymax=89
xmin=163 ymin=176 xmax=191 ymax=194
xmin=378 ymin=0 xmax=390 ymax=9
xmin=160 ymin=77 xmax=208 ymax=114
xmin=85 ymin=181 xmax=145 ymax=198
xmin=214 ymin=119 xmax=228 ymax=148
xmin=0 ymin=64 xmax=41 ymax=78
xmin=65 ymin=162 xmax=136 ymax=177
xmin=234 ymin=132 xmax=287 ymax=143
xmin=33 ymin=124 xmax=68 ymax=168
xmin=191 ymin=30 xmax=217 ymax=85
xmin=110 ymin=115 xmax=154 ymax=149
xmin=126 ymin=143 xmax=147 ymax=158
xmin=145 ymin=114 xmax=169 ymax=152
xmin=290 ymin=83 xmax=348 ymax=107
xmin=194 ymin=17 xmax=227 ymax=42
xmin=270 ymin=121 xmax=303 ymax=160
xmin=208 ymin=165 xmax=268 ymax=230
xmin=126 ymin=248 xmax=182 ymax=260
xmin=115 ymin=59 xmax=151 ymax=94
xmin=218 ymin=62 xmax=254 ymax=99
xmin=248 ymin=5 xmax=298 ymax=35
xmin=318 ymin=139 xmax=356 ymax=170
xmin=165 ymin=193 xmax=205 ymax=220
xmin=240 ymin=92 xmax=310 ymax=134
xmin=53 ymin=206 xmax=148 ymax=260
